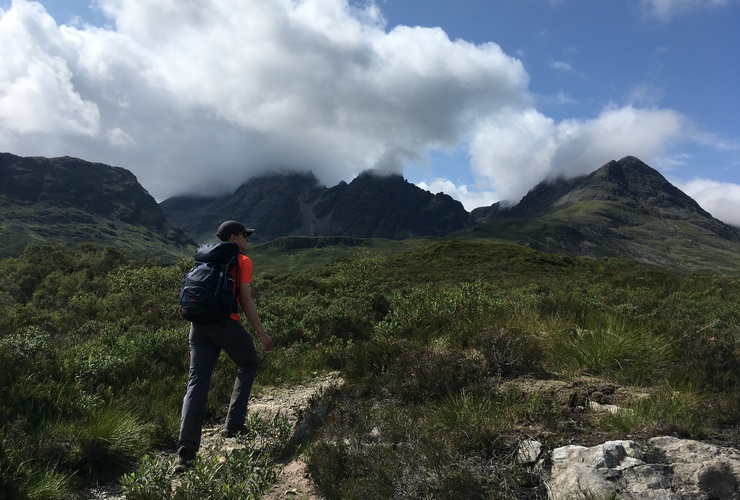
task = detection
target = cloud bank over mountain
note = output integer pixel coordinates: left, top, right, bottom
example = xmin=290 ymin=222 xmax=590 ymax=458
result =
xmin=1 ymin=0 xmax=737 ymax=225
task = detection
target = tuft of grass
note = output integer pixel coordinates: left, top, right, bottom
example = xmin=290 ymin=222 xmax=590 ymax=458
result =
xmin=546 ymin=316 xmax=672 ymax=384
xmin=78 ymin=406 xmax=151 ymax=477
xmin=595 ymin=383 xmax=703 ymax=437
xmin=22 ymin=467 xmax=75 ymax=500
xmin=38 ymin=405 xmax=151 ymax=484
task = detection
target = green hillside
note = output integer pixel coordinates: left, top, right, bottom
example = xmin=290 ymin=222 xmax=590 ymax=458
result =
xmin=0 ymin=240 xmax=737 ymax=498
xmin=0 ymin=153 xmax=195 ymax=262
xmin=456 ymin=157 xmax=740 ymax=275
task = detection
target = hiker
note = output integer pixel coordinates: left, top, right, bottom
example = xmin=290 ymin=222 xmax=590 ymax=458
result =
xmin=175 ymin=220 xmax=274 ymax=473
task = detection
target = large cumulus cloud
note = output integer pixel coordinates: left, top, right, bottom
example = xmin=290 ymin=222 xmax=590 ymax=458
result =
xmin=2 ymin=0 xmax=530 ymax=199
xmin=0 ymin=0 xmax=735 ymax=227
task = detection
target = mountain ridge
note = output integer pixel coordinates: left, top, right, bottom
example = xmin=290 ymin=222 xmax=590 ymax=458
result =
xmin=2 ymin=152 xmax=739 ymax=273
xmin=160 ymin=169 xmax=470 ymax=244
xmin=459 ymin=156 xmax=740 ymax=272
xmin=0 ymin=152 xmax=195 ymax=261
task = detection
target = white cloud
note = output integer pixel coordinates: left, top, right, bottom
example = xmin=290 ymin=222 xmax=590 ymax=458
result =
xmin=550 ymin=60 xmax=585 ymax=78
xmin=653 ymin=153 xmax=692 ymax=171
xmin=0 ymin=0 xmax=530 ymax=200
xmin=416 ymin=178 xmax=497 ymax=211
xmin=551 ymin=61 xmax=574 ymax=73
xmin=468 ymin=104 xmax=688 ymax=203
xmin=0 ymin=1 xmax=100 ymax=136
xmin=690 ymin=131 xmax=740 ymax=152
xmin=677 ymin=178 xmax=740 ymax=227
xmin=627 ymin=84 xmax=665 ymax=107
xmin=640 ymin=0 xmax=728 ymax=21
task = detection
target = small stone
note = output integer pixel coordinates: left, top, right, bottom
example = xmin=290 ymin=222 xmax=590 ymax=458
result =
xmin=517 ymin=439 xmax=543 ymax=464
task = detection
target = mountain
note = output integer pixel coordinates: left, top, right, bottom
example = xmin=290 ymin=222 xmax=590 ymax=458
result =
xmin=160 ymin=170 xmax=470 ymax=244
xmin=461 ymin=156 xmax=740 ymax=273
xmin=4 ymin=152 xmax=739 ymax=274
xmin=0 ymin=153 xmax=195 ymax=261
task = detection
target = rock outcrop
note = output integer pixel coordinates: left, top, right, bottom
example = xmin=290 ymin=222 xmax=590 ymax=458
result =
xmin=519 ymin=437 xmax=740 ymax=499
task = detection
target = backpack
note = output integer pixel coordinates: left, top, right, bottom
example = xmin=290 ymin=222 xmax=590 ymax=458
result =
xmin=178 ymin=242 xmax=240 ymax=323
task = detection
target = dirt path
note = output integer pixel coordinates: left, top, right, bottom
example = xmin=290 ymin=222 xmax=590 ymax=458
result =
xmin=232 ymin=373 xmax=341 ymax=500
xmin=83 ymin=373 xmax=341 ymax=499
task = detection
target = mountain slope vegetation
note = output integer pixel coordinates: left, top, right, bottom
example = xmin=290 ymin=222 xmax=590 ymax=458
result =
xmin=2 ymin=152 xmax=739 ymax=275
xmin=0 ymin=240 xmax=737 ymax=498
xmin=0 ymin=153 xmax=195 ymax=262
xmin=461 ymin=156 xmax=740 ymax=274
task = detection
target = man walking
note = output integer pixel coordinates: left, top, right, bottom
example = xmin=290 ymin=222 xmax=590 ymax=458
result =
xmin=175 ymin=220 xmax=274 ymax=473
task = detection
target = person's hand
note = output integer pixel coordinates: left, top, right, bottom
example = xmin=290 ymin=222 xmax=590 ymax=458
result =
xmin=259 ymin=332 xmax=274 ymax=352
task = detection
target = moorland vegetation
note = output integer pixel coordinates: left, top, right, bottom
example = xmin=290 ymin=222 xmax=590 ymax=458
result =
xmin=0 ymin=240 xmax=738 ymax=499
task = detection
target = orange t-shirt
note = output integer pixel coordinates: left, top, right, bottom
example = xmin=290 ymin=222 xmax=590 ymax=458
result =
xmin=230 ymin=253 xmax=253 ymax=321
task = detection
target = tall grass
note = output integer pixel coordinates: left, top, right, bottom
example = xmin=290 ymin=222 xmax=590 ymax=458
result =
xmin=546 ymin=316 xmax=673 ymax=384
xmin=595 ymin=382 xmax=704 ymax=437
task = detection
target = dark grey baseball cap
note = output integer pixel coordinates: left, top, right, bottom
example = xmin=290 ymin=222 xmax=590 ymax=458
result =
xmin=216 ymin=220 xmax=255 ymax=241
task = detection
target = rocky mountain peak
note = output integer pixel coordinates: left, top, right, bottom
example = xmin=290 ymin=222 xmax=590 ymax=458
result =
xmin=162 ymin=169 xmax=469 ymax=243
xmin=505 ymin=156 xmax=712 ymax=221
xmin=588 ymin=156 xmax=708 ymax=214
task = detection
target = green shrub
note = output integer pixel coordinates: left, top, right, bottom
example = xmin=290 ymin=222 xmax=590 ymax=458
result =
xmin=668 ymin=322 xmax=740 ymax=392
xmin=469 ymin=327 xmax=544 ymax=378
xmin=121 ymin=414 xmax=291 ymax=500
xmin=387 ymin=344 xmax=488 ymax=402
xmin=2 ymin=239 xmax=740 ymax=498
xmin=119 ymin=453 xmax=172 ymax=500
xmin=307 ymin=390 xmax=542 ymax=500
xmin=374 ymin=281 xmax=505 ymax=339
xmin=39 ymin=405 xmax=150 ymax=482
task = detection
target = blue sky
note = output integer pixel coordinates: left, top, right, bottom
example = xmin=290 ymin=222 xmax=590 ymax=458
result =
xmin=2 ymin=0 xmax=739 ymax=226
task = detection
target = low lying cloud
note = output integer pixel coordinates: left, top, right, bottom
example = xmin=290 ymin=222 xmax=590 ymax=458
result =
xmin=468 ymin=105 xmax=688 ymax=204
xmin=1 ymin=0 xmax=738 ymax=229
xmin=677 ymin=178 xmax=740 ymax=227
xmin=2 ymin=0 xmax=530 ymax=199
xmin=416 ymin=178 xmax=497 ymax=212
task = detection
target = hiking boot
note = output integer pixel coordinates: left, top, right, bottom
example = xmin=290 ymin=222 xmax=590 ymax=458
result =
xmin=219 ymin=424 xmax=248 ymax=438
xmin=173 ymin=455 xmax=193 ymax=474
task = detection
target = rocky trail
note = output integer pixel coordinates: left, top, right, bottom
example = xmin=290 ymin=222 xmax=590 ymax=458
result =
xmin=83 ymin=373 xmax=341 ymax=500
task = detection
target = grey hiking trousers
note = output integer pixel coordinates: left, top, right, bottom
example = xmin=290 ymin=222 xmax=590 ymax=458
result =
xmin=177 ymin=319 xmax=259 ymax=458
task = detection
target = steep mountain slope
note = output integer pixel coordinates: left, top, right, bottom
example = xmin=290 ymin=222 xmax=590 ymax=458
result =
xmin=462 ymin=156 xmax=740 ymax=273
xmin=0 ymin=153 xmax=195 ymax=261
xmin=160 ymin=170 xmax=470 ymax=244
xmin=160 ymin=172 xmax=325 ymax=244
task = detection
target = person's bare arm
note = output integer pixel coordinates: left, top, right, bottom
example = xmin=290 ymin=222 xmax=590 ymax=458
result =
xmin=239 ymin=282 xmax=274 ymax=351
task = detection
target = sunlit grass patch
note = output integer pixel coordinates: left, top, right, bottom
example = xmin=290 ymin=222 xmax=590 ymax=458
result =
xmin=120 ymin=413 xmax=292 ymax=500
xmin=20 ymin=466 xmax=75 ymax=500
xmin=546 ymin=316 xmax=672 ymax=384
xmin=428 ymin=386 xmax=556 ymax=449
xmin=594 ymin=383 xmax=703 ymax=437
